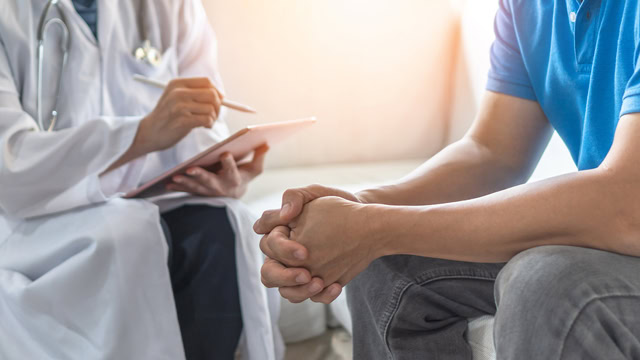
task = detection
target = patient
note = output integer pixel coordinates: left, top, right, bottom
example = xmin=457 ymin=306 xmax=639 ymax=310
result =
xmin=254 ymin=0 xmax=640 ymax=358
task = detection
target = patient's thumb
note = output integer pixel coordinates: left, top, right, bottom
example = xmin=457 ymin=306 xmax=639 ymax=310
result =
xmin=280 ymin=202 xmax=294 ymax=220
xmin=281 ymin=189 xmax=306 ymax=220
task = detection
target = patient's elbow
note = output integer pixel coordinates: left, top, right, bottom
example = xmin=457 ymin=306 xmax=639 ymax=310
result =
xmin=599 ymin=168 xmax=640 ymax=256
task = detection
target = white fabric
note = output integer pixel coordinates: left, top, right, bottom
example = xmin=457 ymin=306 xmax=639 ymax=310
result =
xmin=0 ymin=0 xmax=281 ymax=359
xmin=466 ymin=316 xmax=497 ymax=360
xmin=328 ymin=291 xmax=352 ymax=335
xmin=279 ymin=299 xmax=327 ymax=344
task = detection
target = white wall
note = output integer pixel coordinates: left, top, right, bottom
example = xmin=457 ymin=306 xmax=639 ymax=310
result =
xmin=202 ymin=0 xmax=462 ymax=168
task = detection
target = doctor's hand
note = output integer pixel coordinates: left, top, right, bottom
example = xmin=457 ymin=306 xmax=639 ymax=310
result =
xmin=105 ymin=78 xmax=224 ymax=174
xmin=260 ymin=197 xmax=383 ymax=304
xmin=167 ymin=145 xmax=268 ymax=199
xmin=137 ymin=77 xmax=224 ymax=153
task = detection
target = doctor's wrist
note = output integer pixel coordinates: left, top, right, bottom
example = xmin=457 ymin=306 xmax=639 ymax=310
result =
xmin=131 ymin=116 xmax=157 ymax=155
xmin=102 ymin=118 xmax=153 ymax=174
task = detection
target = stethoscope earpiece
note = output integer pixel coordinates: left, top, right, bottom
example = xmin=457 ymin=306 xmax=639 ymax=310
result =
xmin=133 ymin=39 xmax=162 ymax=67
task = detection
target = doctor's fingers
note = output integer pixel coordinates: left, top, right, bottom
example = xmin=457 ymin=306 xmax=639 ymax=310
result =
xmin=168 ymin=77 xmax=223 ymax=94
xmin=183 ymin=115 xmax=216 ymax=130
xmin=170 ymin=174 xmax=222 ymax=196
xmin=183 ymin=102 xmax=220 ymax=119
xmin=218 ymin=153 xmax=242 ymax=183
xmin=239 ymin=145 xmax=269 ymax=179
xmin=259 ymin=226 xmax=308 ymax=265
xmin=168 ymin=88 xmax=222 ymax=113
xmin=261 ymin=257 xmax=312 ymax=288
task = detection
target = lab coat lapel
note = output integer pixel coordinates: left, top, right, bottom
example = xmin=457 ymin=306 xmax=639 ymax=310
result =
xmin=96 ymin=0 xmax=117 ymax=49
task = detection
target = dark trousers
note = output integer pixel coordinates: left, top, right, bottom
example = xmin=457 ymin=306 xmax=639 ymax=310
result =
xmin=161 ymin=205 xmax=243 ymax=360
xmin=348 ymin=246 xmax=640 ymax=360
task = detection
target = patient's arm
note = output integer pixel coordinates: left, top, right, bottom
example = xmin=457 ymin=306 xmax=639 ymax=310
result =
xmin=256 ymin=91 xmax=554 ymax=303
xmin=261 ymin=111 xmax=640 ymax=304
xmin=373 ymin=113 xmax=640 ymax=262
xmin=254 ymin=91 xmax=552 ymax=232
xmin=358 ymin=91 xmax=553 ymax=205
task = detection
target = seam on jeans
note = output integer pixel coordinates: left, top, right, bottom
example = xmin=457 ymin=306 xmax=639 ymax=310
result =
xmin=557 ymin=293 xmax=640 ymax=360
xmin=380 ymin=279 xmax=411 ymax=360
xmin=413 ymin=267 xmax=502 ymax=285
xmin=382 ymin=274 xmax=498 ymax=360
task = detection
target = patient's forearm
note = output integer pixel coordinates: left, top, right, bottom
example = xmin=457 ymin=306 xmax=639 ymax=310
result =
xmin=371 ymin=168 xmax=640 ymax=263
xmin=358 ymin=137 xmax=530 ymax=206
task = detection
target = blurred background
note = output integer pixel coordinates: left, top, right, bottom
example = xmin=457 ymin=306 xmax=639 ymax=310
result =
xmin=205 ymin=0 xmax=459 ymax=168
xmin=201 ymin=0 xmax=576 ymax=359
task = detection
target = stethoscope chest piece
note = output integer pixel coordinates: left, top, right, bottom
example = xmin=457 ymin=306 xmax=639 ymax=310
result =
xmin=133 ymin=39 xmax=162 ymax=67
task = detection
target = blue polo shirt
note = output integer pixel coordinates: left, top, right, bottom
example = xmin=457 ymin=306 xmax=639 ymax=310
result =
xmin=487 ymin=0 xmax=640 ymax=170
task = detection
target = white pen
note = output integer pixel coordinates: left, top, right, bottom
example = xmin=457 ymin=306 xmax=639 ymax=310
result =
xmin=133 ymin=74 xmax=257 ymax=114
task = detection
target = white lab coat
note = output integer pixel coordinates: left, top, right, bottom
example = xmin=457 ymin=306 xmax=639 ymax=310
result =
xmin=0 ymin=1 xmax=283 ymax=359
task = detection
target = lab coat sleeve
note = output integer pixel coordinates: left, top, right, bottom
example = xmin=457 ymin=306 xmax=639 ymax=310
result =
xmin=0 ymin=38 xmax=143 ymax=219
xmin=174 ymin=0 xmax=231 ymax=160
xmin=139 ymin=0 xmax=231 ymax=182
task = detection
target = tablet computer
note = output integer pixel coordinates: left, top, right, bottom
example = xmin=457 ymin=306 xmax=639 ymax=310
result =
xmin=125 ymin=117 xmax=316 ymax=199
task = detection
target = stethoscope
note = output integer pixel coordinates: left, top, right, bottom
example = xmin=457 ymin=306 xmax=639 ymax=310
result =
xmin=36 ymin=0 xmax=162 ymax=132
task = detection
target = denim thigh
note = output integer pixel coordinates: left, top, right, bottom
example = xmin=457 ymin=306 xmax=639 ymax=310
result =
xmin=348 ymin=255 xmax=504 ymax=360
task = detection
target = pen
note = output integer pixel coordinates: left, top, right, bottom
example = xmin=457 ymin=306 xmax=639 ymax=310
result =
xmin=133 ymin=74 xmax=257 ymax=114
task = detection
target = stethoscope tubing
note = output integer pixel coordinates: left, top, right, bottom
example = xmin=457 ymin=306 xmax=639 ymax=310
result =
xmin=35 ymin=0 xmax=157 ymax=132
xmin=37 ymin=0 xmax=70 ymax=132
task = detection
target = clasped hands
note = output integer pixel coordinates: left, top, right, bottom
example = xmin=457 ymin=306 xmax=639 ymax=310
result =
xmin=254 ymin=185 xmax=386 ymax=304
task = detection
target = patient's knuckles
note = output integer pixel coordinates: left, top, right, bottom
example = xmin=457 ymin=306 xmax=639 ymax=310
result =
xmin=258 ymin=210 xmax=279 ymax=230
xmin=282 ymin=188 xmax=300 ymax=201
xmin=260 ymin=275 xmax=272 ymax=288
xmin=279 ymin=287 xmax=308 ymax=303
xmin=260 ymin=266 xmax=277 ymax=287
xmin=258 ymin=235 xmax=272 ymax=257
xmin=269 ymin=239 xmax=300 ymax=265
xmin=311 ymin=294 xmax=334 ymax=304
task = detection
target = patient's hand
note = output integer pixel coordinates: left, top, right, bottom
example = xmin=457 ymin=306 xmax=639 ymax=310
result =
xmin=255 ymin=185 xmax=362 ymax=303
xmin=254 ymin=184 xmax=361 ymax=235
xmin=260 ymin=196 xmax=383 ymax=304
xmin=167 ymin=145 xmax=268 ymax=198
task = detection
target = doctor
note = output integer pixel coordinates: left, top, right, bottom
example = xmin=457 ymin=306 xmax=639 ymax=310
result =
xmin=0 ymin=1 xmax=282 ymax=360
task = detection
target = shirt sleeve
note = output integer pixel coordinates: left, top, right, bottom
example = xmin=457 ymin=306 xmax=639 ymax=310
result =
xmin=620 ymin=30 xmax=640 ymax=116
xmin=175 ymin=0 xmax=230 ymax=147
xmin=486 ymin=0 xmax=537 ymax=101
xmin=139 ymin=0 xmax=231 ymax=184
xmin=0 ymin=35 xmax=144 ymax=219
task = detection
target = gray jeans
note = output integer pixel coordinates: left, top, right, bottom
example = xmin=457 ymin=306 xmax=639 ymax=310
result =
xmin=347 ymin=245 xmax=640 ymax=360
